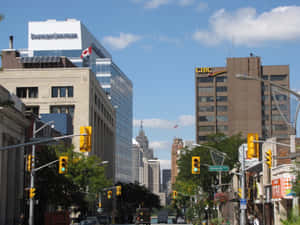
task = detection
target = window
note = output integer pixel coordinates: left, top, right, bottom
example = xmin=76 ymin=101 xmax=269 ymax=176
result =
xmin=272 ymin=94 xmax=287 ymax=101
xmin=198 ymin=86 xmax=213 ymax=93
xmin=216 ymin=96 xmax=227 ymax=102
xmin=25 ymin=106 xmax=39 ymax=115
xmin=262 ymin=75 xmax=269 ymax=80
xmin=199 ymin=115 xmax=214 ymax=122
xmin=217 ymin=115 xmax=228 ymax=122
xmin=197 ymin=77 xmax=213 ymax=83
xmin=216 ymin=86 xmax=227 ymax=92
xmin=199 ymin=106 xmax=214 ymax=112
xmin=198 ymin=136 xmax=207 ymax=141
xmin=51 ymin=86 xmax=73 ymax=98
xmin=271 ymin=104 xmax=288 ymax=111
xmin=216 ymin=76 xmax=227 ymax=82
xmin=272 ymin=124 xmax=288 ymax=131
xmin=198 ymin=96 xmax=214 ymax=102
xmin=270 ymin=74 xmax=287 ymax=81
xmin=217 ymin=125 xmax=228 ymax=132
xmin=16 ymin=87 xmax=38 ymax=98
xmin=272 ymin=114 xmax=284 ymax=121
xmin=199 ymin=126 xmax=214 ymax=132
xmin=50 ymin=105 xmax=75 ymax=117
xmin=216 ymin=105 xmax=227 ymax=112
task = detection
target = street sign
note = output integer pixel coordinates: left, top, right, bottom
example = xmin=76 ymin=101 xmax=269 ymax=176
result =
xmin=208 ymin=165 xmax=229 ymax=172
xmin=240 ymin=198 xmax=247 ymax=210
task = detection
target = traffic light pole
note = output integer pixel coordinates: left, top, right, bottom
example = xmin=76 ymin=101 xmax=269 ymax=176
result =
xmin=29 ymin=120 xmax=36 ymax=225
xmin=240 ymin=145 xmax=246 ymax=225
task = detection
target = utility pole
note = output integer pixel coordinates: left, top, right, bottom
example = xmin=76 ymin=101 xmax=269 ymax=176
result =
xmin=240 ymin=145 xmax=246 ymax=225
xmin=29 ymin=120 xmax=36 ymax=225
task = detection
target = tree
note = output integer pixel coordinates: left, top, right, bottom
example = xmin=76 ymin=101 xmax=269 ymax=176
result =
xmin=34 ymin=143 xmax=111 ymax=223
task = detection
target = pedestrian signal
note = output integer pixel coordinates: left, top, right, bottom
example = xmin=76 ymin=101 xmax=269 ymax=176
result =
xmin=116 ymin=185 xmax=122 ymax=196
xmin=192 ymin=156 xmax=200 ymax=174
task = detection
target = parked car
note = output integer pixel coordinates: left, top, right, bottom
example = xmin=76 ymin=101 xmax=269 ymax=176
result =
xmin=176 ymin=217 xmax=185 ymax=224
xmin=80 ymin=217 xmax=100 ymax=225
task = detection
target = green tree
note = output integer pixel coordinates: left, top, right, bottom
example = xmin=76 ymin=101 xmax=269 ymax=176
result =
xmin=293 ymin=163 xmax=300 ymax=197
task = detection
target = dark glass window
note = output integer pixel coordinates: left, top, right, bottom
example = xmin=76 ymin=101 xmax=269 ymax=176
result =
xmin=272 ymin=94 xmax=287 ymax=101
xmin=197 ymin=77 xmax=214 ymax=83
xmin=216 ymin=96 xmax=227 ymax=102
xmin=216 ymin=115 xmax=228 ymax=122
xmin=199 ymin=106 xmax=214 ymax=112
xmin=25 ymin=106 xmax=39 ymax=115
xmin=198 ymin=96 xmax=214 ymax=102
xmin=216 ymin=105 xmax=227 ymax=112
xmin=270 ymin=74 xmax=287 ymax=81
xmin=216 ymin=76 xmax=227 ymax=82
xmin=16 ymin=88 xmax=27 ymax=98
xmin=198 ymin=136 xmax=207 ymax=141
xmin=16 ymin=87 xmax=38 ymax=98
xmin=216 ymin=86 xmax=227 ymax=92
xmin=199 ymin=115 xmax=214 ymax=122
xmin=262 ymin=75 xmax=269 ymax=80
xmin=51 ymin=86 xmax=73 ymax=98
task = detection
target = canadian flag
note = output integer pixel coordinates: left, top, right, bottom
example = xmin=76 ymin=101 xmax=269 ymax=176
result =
xmin=81 ymin=46 xmax=92 ymax=59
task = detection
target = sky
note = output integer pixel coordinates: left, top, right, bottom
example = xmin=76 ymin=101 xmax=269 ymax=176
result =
xmin=1 ymin=0 xmax=300 ymax=170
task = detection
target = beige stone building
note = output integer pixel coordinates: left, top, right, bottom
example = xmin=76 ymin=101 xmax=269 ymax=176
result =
xmin=0 ymin=49 xmax=116 ymax=179
xmin=0 ymin=85 xmax=30 ymax=225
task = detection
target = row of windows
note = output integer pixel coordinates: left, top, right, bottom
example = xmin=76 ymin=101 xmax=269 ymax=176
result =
xmin=263 ymin=74 xmax=288 ymax=81
xmin=94 ymin=94 xmax=114 ymax=126
xmin=199 ymin=105 xmax=228 ymax=112
xmin=198 ymin=125 xmax=228 ymax=132
xmin=262 ymin=104 xmax=288 ymax=111
xmin=197 ymin=76 xmax=227 ymax=83
xmin=198 ymin=96 xmax=228 ymax=102
xmin=198 ymin=86 xmax=227 ymax=93
xmin=16 ymin=86 xmax=74 ymax=99
xmin=26 ymin=105 xmax=75 ymax=118
xmin=199 ymin=115 xmax=228 ymax=122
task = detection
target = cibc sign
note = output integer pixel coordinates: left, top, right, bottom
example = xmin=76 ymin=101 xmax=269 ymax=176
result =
xmin=195 ymin=67 xmax=212 ymax=73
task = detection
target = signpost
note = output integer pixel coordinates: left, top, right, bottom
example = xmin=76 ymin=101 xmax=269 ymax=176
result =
xmin=209 ymin=165 xmax=229 ymax=172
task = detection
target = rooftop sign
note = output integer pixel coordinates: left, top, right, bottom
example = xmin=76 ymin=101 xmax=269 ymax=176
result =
xmin=31 ymin=33 xmax=78 ymax=40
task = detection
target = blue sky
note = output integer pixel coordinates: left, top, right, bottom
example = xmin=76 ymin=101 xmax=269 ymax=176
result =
xmin=1 ymin=0 xmax=300 ymax=170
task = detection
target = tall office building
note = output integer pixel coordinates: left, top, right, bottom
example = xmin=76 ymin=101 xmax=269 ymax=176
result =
xmin=24 ymin=19 xmax=133 ymax=182
xmin=162 ymin=169 xmax=171 ymax=193
xmin=171 ymin=138 xmax=184 ymax=185
xmin=195 ymin=56 xmax=290 ymax=143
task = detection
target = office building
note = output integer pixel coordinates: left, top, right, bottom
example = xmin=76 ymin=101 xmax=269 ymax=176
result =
xmin=22 ymin=19 xmax=132 ymax=182
xmin=195 ymin=56 xmax=290 ymax=143
xmin=162 ymin=169 xmax=171 ymax=193
xmin=0 ymin=85 xmax=30 ymax=225
xmin=171 ymin=138 xmax=184 ymax=185
xmin=0 ymin=49 xmax=116 ymax=179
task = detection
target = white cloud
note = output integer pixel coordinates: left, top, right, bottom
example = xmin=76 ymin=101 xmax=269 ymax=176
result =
xmin=159 ymin=159 xmax=171 ymax=170
xmin=196 ymin=2 xmax=208 ymax=12
xmin=178 ymin=0 xmax=194 ymax=6
xmin=145 ymin=0 xmax=171 ymax=9
xmin=133 ymin=115 xmax=194 ymax=129
xmin=193 ymin=6 xmax=300 ymax=46
xmin=102 ymin=33 xmax=141 ymax=50
xmin=149 ymin=141 xmax=171 ymax=150
xmin=178 ymin=115 xmax=195 ymax=126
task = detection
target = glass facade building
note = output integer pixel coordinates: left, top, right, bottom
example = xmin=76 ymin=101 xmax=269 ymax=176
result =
xmin=25 ymin=19 xmax=133 ymax=182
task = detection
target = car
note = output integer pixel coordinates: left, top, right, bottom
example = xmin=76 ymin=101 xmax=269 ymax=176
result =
xmin=176 ymin=217 xmax=185 ymax=224
xmin=97 ymin=215 xmax=111 ymax=225
xmin=80 ymin=217 xmax=101 ymax=225
xmin=135 ymin=208 xmax=151 ymax=225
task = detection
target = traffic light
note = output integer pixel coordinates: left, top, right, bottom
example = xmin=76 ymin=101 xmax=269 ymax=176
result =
xmin=107 ymin=190 xmax=112 ymax=199
xmin=172 ymin=190 xmax=177 ymax=199
xmin=80 ymin=126 xmax=92 ymax=152
xmin=29 ymin=188 xmax=36 ymax=199
xmin=116 ymin=185 xmax=122 ymax=196
xmin=27 ymin=154 xmax=32 ymax=172
xmin=98 ymin=202 xmax=102 ymax=208
xmin=59 ymin=156 xmax=68 ymax=174
xmin=265 ymin=149 xmax=272 ymax=168
xmin=191 ymin=156 xmax=200 ymax=174
xmin=247 ymin=133 xmax=259 ymax=159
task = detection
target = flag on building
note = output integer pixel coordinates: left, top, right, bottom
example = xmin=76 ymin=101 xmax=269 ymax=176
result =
xmin=81 ymin=46 xmax=92 ymax=59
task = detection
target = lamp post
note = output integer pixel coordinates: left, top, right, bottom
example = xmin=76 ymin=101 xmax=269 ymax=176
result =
xmin=29 ymin=120 xmax=54 ymax=225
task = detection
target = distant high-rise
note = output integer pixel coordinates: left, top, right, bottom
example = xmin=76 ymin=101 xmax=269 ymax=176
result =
xmin=162 ymin=169 xmax=171 ymax=193
xmin=195 ymin=56 xmax=290 ymax=143
xmin=171 ymin=138 xmax=184 ymax=185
